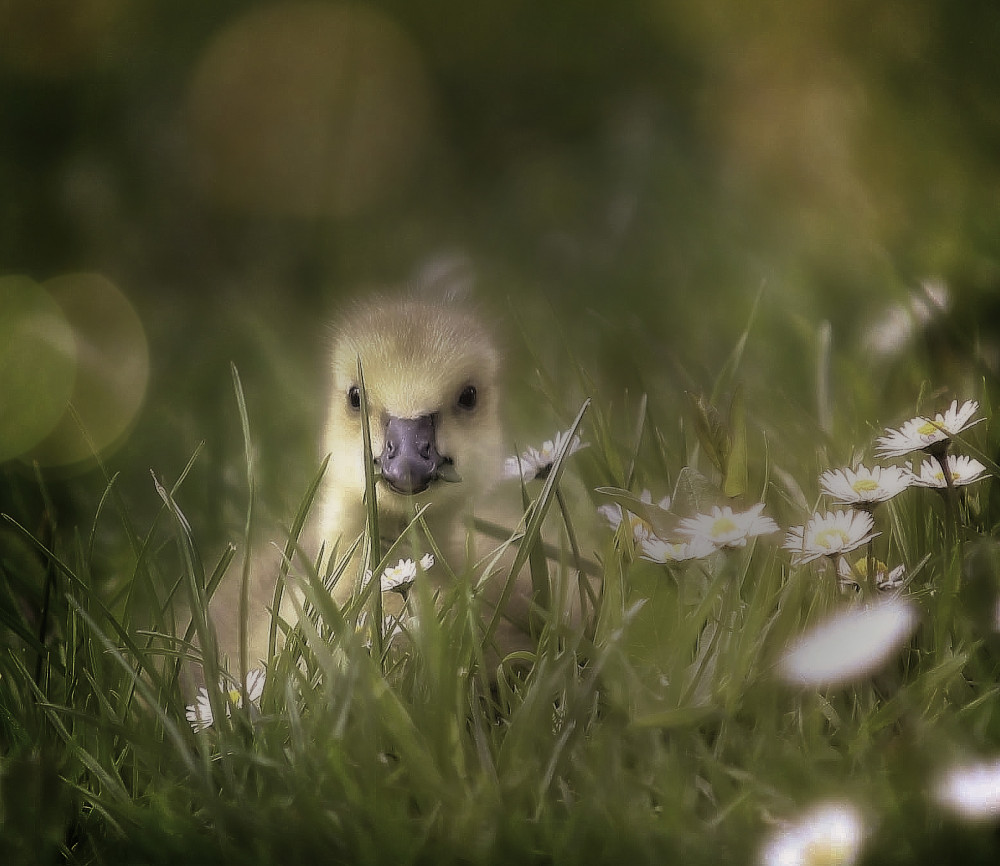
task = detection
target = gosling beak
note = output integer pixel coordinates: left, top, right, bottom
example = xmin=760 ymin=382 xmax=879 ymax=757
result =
xmin=378 ymin=415 xmax=452 ymax=495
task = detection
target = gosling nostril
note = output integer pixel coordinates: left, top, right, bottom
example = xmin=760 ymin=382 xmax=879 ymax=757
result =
xmin=380 ymin=415 xmax=444 ymax=494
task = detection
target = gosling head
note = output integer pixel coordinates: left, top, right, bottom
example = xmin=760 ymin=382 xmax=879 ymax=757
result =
xmin=322 ymin=293 xmax=503 ymax=523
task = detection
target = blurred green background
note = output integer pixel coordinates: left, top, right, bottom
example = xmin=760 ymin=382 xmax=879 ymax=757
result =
xmin=2 ymin=0 xmax=1000 ymax=537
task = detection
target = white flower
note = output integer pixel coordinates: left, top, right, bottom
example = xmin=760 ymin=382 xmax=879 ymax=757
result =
xmin=243 ymin=667 xmax=266 ymax=701
xmin=819 ymin=465 xmax=912 ymax=506
xmin=380 ymin=558 xmax=418 ymax=592
xmin=836 ymin=557 xmax=907 ymax=593
xmin=876 ymin=399 xmax=981 ymax=458
xmin=504 ymin=428 xmax=588 ymax=481
xmin=777 ymin=598 xmax=918 ymax=688
xmin=783 ymin=511 xmax=879 ymax=564
xmin=759 ymin=801 xmax=866 ymax=866
xmin=911 ymin=454 xmax=988 ymax=488
xmin=875 ymin=564 xmax=906 ymax=592
xmin=934 ymin=758 xmax=1000 ymax=821
xmin=676 ymin=503 xmax=779 ymax=550
xmin=362 ymin=554 xmax=435 ymax=594
xmin=639 ymin=534 xmax=717 ymax=563
xmin=185 ymin=667 xmax=267 ymax=733
xmin=186 ymin=692 xmax=214 ymax=734
xmin=598 ymin=490 xmax=671 ymax=542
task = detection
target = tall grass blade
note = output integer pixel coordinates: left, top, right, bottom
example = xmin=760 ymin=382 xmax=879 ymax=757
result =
xmin=483 ymin=398 xmax=590 ymax=652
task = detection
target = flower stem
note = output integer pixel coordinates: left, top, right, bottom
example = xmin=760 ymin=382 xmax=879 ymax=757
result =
xmin=556 ymin=487 xmax=599 ymax=629
xmin=929 ymin=447 xmax=962 ymax=657
xmin=930 ymin=446 xmax=960 ymax=541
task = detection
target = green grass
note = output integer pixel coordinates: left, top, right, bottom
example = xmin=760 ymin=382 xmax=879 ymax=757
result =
xmin=3 ymin=322 xmax=1000 ymax=865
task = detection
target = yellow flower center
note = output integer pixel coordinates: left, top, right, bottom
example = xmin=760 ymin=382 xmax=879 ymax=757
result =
xmin=852 ymin=558 xmax=886 ymax=579
xmin=710 ymin=517 xmax=738 ymax=538
xmin=851 ymin=479 xmax=879 ymax=494
xmin=917 ymin=420 xmax=941 ymax=437
xmin=803 ymin=838 xmax=855 ymax=866
xmin=816 ymin=528 xmax=850 ymax=550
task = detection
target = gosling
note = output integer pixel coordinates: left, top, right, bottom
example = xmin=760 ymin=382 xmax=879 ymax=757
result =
xmin=208 ymin=291 xmax=544 ymax=675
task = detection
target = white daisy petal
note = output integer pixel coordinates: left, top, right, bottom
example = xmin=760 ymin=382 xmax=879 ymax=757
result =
xmin=875 ymin=564 xmax=907 ymax=592
xmin=837 ymin=557 xmax=907 ymax=593
xmin=819 ymin=465 xmax=912 ymax=505
xmin=599 ymin=490 xmax=671 ymax=543
xmin=676 ymin=503 xmax=779 ymax=550
xmin=504 ymin=428 xmax=588 ymax=481
xmin=783 ymin=510 xmax=879 ymax=564
xmin=639 ymin=534 xmax=717 ymax=563
xmin=185 ymin=688 xmax=214 ymax=733
xmin=244 ymin=667 xmax=267 ymax=703
xmin=778 ymin=598 xmax=918 ymax=688
xmin=380 ymin=558 xmax=419 ymax=593
xmin=362 ymin=554 xmax=434 ymax=594
xmin=876 ymin=399 xmax=981 ymax=458
xmin=185 ymin=668 xmax=267 ymax=733
xmin=911 ymin=454 xmax=988 ymax=488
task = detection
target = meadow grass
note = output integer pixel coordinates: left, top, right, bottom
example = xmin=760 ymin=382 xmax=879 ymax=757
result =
xmin=3 ymin=322 xmax=1000 ymax=865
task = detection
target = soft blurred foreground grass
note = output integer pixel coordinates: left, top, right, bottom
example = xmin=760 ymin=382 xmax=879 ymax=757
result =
xmin=3 ymin=316 xmax=1000 ymax=865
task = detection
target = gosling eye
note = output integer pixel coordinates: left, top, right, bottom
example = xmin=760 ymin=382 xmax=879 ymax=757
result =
xmin=347 ymin=385 xmax=361 ymax=411
xmin=457 ymin=384 xmax=478 ymax=411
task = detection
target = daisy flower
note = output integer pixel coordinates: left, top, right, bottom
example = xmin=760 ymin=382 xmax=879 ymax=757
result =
xmin=777 ymin=598 xmax=918 ymax=688
xmin=504 ymin=428 xmax=588 ymax=482
xmin=186 ymin=667 xmax=267 ymax=733
xmin=837 ymin=557 xmax=907 ymax=593
xmin=676 ymin=503 xmax=779 ymax=550
xmin=911 ymin=454 xmax=988 ymax=488
xmin=598 ymin=490 xmax=672 ymax=543
xmin=819 ymin=464 xmax=912 ymax=507
xmin=876 ymin=399 xmax=981 ymax=458
xmin=363 ymin=554 xmax=435 ymax=594
xmin=876 ymin=565 xmax=907 ymax=592
xmin=933 ymin=758 xmax=1000 ymax=821
xmin=759 ymin=801 xmax=866 ymax=866
xmin=783 ymin=510 xmax=879 ymax=564
xmin=639 ymin=534 xmax=718 ymax=563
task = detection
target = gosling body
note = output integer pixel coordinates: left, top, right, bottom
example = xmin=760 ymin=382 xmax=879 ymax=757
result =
xmin=207 ymin=292 xmax=542 ymax=677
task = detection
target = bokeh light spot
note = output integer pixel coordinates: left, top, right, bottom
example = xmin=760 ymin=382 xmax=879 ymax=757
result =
xmin=0 ymin=276 xmax=76 ymax=462
xmin=778 ymin=598 xmax=918 ymax=688
xmin=186 ymin=1 xmax=432 ymax=218
xmin=934 ymin=757 xmax=1000 ymax=821
xmin=29 ymin=273 xmax=149 ymax=469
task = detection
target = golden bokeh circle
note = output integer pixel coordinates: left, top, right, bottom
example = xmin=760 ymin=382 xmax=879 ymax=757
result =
xmin=0 ymin=276 xmax=77 ymax=462
xmin=187 ymin=1 xmax=433 ymax=218
xmin=29 ymin=273 xmax=150 ymax=469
